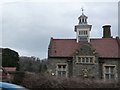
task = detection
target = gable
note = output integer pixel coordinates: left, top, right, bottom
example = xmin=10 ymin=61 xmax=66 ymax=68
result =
xmin=75 ymin=43 xmax=96 ymax=56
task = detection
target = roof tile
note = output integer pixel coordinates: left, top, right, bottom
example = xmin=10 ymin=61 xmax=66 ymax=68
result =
xmin=48 ymin=38 xmax=120 ymax=58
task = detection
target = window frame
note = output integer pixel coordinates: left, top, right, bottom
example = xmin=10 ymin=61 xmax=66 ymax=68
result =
xmin=78 ymin=31 xmax=88 ymax=36
xmin=56 ymin=63 xmax=68 ymax=77
xmin=76 ymin=56 xmax=95 ymax=64
xmin=103 ymin=64 xmax=117 ymax=81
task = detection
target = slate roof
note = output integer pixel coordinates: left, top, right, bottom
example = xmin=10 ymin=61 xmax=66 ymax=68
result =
xmin=48 ymin=38 xmax=120 ymax=58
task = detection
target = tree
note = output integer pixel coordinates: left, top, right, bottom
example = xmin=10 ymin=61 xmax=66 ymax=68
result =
xmin=19 ymin=56 xmax=47 ymax=73
xmin=2 ymin=48 xmax=19 ymax=70
xmin=19 ymin=56 xmax=41 ymax=72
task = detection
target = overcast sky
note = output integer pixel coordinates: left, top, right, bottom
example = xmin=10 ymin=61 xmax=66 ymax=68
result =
xmin=0 ymin=0 xmax=119 ymax=59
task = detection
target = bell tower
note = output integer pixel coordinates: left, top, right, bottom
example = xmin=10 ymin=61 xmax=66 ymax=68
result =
xmin=74 ymin=8 xmax=92 ymax=43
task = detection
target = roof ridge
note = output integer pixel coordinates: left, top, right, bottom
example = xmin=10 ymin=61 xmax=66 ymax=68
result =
xmin=90 ymin=38 xmax=116 ymax=40
xmin=53 ymin=38 xmax=76 ymax=40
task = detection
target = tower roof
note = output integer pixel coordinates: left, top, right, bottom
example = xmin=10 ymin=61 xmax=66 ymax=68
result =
xmin=78 ymin=8 xmax=88 ymax=25
xmin=78 ymin=13 xmax=88 ymax=19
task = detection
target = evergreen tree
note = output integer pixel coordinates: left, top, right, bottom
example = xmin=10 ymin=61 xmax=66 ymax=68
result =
xmin=2 ymin=48 xmax=19 ymax=70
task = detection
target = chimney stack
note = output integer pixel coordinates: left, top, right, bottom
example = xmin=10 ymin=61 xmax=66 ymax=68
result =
xmin=102 ymin=25 xmax=111 ymax=38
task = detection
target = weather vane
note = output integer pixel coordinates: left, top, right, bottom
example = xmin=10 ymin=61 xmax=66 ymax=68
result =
xmin=81 ymin=7 xmax=84 ymax=14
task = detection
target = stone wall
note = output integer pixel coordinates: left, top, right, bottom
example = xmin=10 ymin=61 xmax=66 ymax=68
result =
xmin=48 ymin=57 xmax=120 ymax=81
xmin=47 ymin=57 xmax=70 ymax=77
xmin=99 ymin=58 xmax=119 ymax=80
xmin=72 ymin=56 xmax=99 ymax=79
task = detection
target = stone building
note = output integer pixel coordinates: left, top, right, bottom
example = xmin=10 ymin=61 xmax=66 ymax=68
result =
xmin=47 ymin=11 xmax=120 ymax=81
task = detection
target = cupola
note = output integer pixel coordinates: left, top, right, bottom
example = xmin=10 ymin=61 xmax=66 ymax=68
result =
xmin=74 ymin=8 xmax=92 ymax=43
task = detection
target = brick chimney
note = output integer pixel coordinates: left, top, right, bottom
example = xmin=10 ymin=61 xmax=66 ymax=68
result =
xmin=102 ymin=25 xmax=111 ymax=38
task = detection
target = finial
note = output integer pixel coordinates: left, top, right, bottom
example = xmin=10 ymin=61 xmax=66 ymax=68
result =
xmin=81 ymin=7 xmax=84 ymax=14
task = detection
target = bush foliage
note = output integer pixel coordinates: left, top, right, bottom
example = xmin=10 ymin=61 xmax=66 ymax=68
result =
xmin=18 ymin=73 xmax=120 ymax=89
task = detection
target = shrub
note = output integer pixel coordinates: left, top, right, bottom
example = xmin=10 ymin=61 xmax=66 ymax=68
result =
xmin=22 ymin=73 xmax=63 ymax=89
xmin=12 ymin=71 xmax=25 ymax=85
xmin=21 ymin=73 xmax=120 ymax=89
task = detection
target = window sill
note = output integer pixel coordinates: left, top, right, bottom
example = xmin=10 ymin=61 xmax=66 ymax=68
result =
xmin=76 ymin=62 xmax=95 ymax=65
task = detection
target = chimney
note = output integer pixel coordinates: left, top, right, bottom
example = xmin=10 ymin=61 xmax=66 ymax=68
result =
xmin=102 ymin=25 xmax=111 ymax=38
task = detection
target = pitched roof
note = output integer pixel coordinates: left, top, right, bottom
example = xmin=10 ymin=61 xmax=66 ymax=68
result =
xmin=4 ymin=67 xmax=16 ymax=72
xmin=48 ymin=38 xmax=120 ymax=58
xmin=48 ymin=38 xmax=79 ymax=57
xmin=90 ymin=38 xmax=119 ymax=58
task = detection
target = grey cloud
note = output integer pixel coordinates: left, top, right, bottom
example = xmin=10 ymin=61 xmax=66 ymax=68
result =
xmin=2 ymin=2 xmax=118 ymax=59
xmin=118 ymin=1 xmax=120 ymax=37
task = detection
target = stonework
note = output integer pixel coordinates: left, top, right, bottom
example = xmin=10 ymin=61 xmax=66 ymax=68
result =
xmin=48 ymin=55 xmax=120 ymax=80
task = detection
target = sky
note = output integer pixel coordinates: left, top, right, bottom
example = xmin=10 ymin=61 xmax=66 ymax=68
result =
xmin=0 ymin=0 xmax=119 ymax=59
xmin=118 ymin=1 xmax=120 ymax=37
